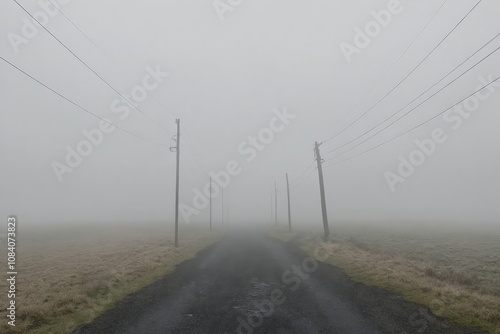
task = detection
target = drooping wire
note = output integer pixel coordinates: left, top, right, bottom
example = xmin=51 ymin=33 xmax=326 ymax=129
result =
xmin=12 ymin=0 xmax=172 ymax=135
xmin=276 ymin=155 xmax=315 ymax=192
xmin=289 ymin=165 xmax=316 ymax=191
xmin=181 ymin=125 xmax=209 ymax=176
xmin=181 ymin=154 xmax=207 ymax=185
xmin=322 ymin=0 xmax=483 ymax=145
xmin=1 ymin=56 xmax=169 ymax=148
xmin=324 ymin=42 xmax=500 ymax=162
xmin=324 ymin=31 xmax=500 ymax=157
xmin=43 ymin=0 xmax=211 ymax=174
xmin=36 ymin=0 xmax=211 ymax=176
xmin=321 ymin=0 xmax=449 ymax=144
xmin=323 ymin=75 xmax=500 ymax=168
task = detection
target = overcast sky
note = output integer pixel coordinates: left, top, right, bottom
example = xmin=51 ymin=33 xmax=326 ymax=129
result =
xmin=1 ymin=0 xmax=499 ymax=229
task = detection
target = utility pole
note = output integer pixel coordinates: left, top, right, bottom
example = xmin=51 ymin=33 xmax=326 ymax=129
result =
xmin=209 ymin=176 xmax=212 ymax=231
xmin=222 ymin=187 xmax=224 ymax=226
xmin=274 ymin=181 xmax=278 ymax=225
xmin=172 ymin=119 xmax=181 ymax=248
xmin=286 ymin=173 xmax=292 ymax=232
xmin=226 ymin=189 xmax=229 ymax=226
xmin=314 ymin=141 xmax=330 ymax=241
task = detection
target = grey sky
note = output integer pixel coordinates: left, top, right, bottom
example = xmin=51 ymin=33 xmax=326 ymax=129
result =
xmin=1 ymin=0 xmax=499 ymax=229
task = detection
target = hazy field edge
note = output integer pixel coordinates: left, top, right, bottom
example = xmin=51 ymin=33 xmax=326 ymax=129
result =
xmin=3 ymin=233 xmax=224 ymax=334
xmin=298 ymin=237 xmax=500 ymax=334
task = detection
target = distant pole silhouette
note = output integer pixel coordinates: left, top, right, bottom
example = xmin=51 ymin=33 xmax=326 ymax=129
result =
xmin=286 ymin=173 xmax=292 ymax=232
xmin=209 ymin=176 xmax=212 ymax=231
xmin=314 ymin=141 xmax=330 ymax=241
xmin=174 ymin=119 xmax=181 ymax=247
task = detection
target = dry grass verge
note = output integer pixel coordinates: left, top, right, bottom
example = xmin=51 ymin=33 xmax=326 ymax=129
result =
xmin=300 ymin=236 xmax=500 ymax=333
xmin=0 ymin=223 xmax=224 ymax=334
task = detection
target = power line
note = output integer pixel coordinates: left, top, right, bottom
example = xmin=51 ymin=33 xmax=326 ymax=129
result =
xmin=324 ymin=31 xmax=500 ymax=157
xmin=42 ymin=0 xmax=211 ymax=177
xmin=1 ymin=56 xmax=169 ymax=148
xmin=12 ymin=0 xmax=172 ymax=135
xmin=276 ymin=158 xmax=316 ymax=193
xmin=181 ymin=125 xmax=208 ymax=176
xmin=181 ymin=154 xmax=206 ymax=185
xmin=324 ymin=41 xmax=500 ymax=162
xmin=289 ymin=167 xmax=315 ymax=191
xmin=289 ymin=161 xmax=316 ymax=186
xmin=323 ymin=75 xmax=500 ymax=168
xmin=276 ymin=155 xmax=315 ymax=192
xmin=276 ymin=154 xmax=318 ymax=193
xmin=321 ymin=0 xmax=449 ymax=143
xmin=45 ymin=0 xmax=179 ymax=124
xmin=322 ymin=0 xmax=483 ymax=145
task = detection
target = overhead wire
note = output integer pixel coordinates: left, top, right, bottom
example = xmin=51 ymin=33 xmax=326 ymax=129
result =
xmin=323 ymin=75 xmax=500 ymax=168
xmin=289 ymin=168 xmax=315 ymax=191
xmin=275 ymin=154 xmax=315 ymax=192
xmin=324 ymin=41 xmax=500 ymax=162
xmin=27 ymin=0 xmax=210 ymax=176
xmin=321 ymin=0 xmax=449 ymax=143
xmin=47 ymin=0 xmax=207 ymax=174
xmin=181 ymin=154 xmax=206 ymax=185
xmin=289 ymin=160 xmax=316 ymax=187
xmin=324 ymin=31 xmax=500 ymax=157
xmin=45 ymin=0 xmax=180 ymax=124
xmin=181 ymin=125 xmax=209 ymax=176
xmin=12 ymin=0 xmax=172 ymax=135
xmin=321 ymin=0 xmax=483 ymax=145
xmin=1 ymin=56 xmax=169 ymax=148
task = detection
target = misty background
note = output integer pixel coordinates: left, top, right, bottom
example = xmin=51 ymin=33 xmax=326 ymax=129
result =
xmin=1 ymin=0 xmax=499 ymax=229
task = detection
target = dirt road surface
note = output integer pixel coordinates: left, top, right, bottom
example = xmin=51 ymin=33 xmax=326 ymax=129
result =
xmin=74 ymin=231 xmax=485 ymax=334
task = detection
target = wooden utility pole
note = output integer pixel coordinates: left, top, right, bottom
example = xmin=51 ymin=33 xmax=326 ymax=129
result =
xmin=174 ymin=119 xmax=181 ymax=247
xmin=274 ymin=181 xmax=278 ymax=225
xmin=286 ymin=173 xmax=292 ymax=232
xmin=226 ymin=189 xmax=229 ymax=226
xmin=314 ymin=141 xmax=330 ymax=241
xmin=209 ymin=177 xmax=212 ymax=231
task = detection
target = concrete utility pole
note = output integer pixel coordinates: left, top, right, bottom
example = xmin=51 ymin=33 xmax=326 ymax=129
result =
xmin=286 ymin=173 xmax=292 ymax=232
xmin=209 ymin=176 xmax=212 ymax=231
xmin=274 ymin=181 xmax=278 ymax=225
xmin=314 ymin=141 xmax=330 ymax=241
xmin=174 ymin=119 xmax=181 ymax=247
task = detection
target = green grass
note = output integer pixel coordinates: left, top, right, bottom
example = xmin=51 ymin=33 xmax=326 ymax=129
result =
xmin=0 ymin=223 xmax=224 ymax=334
xmin=298 ymin=226 xmax=500 ymax=333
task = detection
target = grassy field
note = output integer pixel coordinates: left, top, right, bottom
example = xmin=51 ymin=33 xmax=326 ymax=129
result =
xmin=270 ymin=225 xmax=500 ymax=333
xmin=308 ymin=226 xmax=500 ymax=333
xmin=335 ymin=226 xmax=500 ymax=297
xmin=0 ymin=222 xmax=223 ymax=334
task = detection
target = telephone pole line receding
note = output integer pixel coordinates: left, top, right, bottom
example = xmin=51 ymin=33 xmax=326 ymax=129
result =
xmin=286 ymin=173 xmax=292 ymax=232
xmin=173 ymin=119 xmax=181 ymax=247
xmin=314 ymin=142 xmax=330 ymax=241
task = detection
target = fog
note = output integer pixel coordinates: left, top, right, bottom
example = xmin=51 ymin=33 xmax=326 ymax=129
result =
xmin=1 ymin=0 xmax=499 ymax=230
